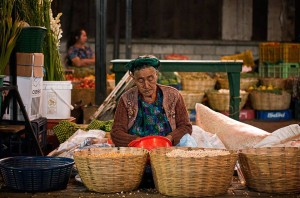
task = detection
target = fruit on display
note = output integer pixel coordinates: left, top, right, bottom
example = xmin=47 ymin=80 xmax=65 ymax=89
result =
xmin=247 ymin=85 xmax=284 ymax=95
xmin=158 ymin=72 xmax=180 ymax=85
xmin=65 ymin=74 xmax=95 ymax=89
xmin=65 ymin=73 xmax=115 ymax=89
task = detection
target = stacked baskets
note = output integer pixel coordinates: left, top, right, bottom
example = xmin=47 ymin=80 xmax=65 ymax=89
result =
xmin=150 ymin=147 xmax=238 ymax=197
xmin=179 ymin=91 xmax=205 ymax=110
xmin=250 ymin=90 xmax=291 ymax=110
xmin=73 ymin=147 xmax=148 ymax=193
xmin=180 ymin=72 xmax=216 ymax=92
xmin=239 ymin=147 xmax=300 ymax=194
xmin=259 ymin=77 xmax=286 ymax=89
xmin=218 ymin=77 xmax=258 ymax=90
xmin=179 ymin=72 xmax=216 ymax=111
xmin=207 ymin=89 xmax=249 ymax=111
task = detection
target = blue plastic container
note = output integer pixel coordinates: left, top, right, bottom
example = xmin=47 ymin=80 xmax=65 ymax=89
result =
xmin=256 ymin=109 xmax=292 ymax=121
xmin=0 ymin=156 xmax=74 ymax=192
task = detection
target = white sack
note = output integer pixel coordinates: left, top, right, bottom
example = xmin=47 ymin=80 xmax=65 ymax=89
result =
xmin=48 ymin=129 xmax=106 ymax=157
xmin=255 ymin=124 xmax=300 ymax=147
xmin=195 ymin=103 xmax=270 ymax=150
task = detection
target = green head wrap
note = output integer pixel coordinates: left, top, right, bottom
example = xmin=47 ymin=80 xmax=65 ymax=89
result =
xmin=125 ymin=56 xmax=160 ymax=73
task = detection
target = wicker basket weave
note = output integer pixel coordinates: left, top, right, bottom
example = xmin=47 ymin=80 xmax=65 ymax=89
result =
xmin=179 ymin=91 xmax=205 ymax=110
xmin=218 ymin=78 xmax=259 ymax=90
xmin=150 ymin=147 xmax=238 ymax=197
xmin=239 ymin=147 xmax=300 ymax=194
xmin=179 ymin=73 xmax=216 ymax=92
xmin=73 ymin=147 xmax=148 ymax=193
xmin=207 ymin=90 xmax=249 ymax=111
xmin=250 ymin=90 xmax=291 ymax=110
xmin=259 ymin=78 xmax=286 ymax=89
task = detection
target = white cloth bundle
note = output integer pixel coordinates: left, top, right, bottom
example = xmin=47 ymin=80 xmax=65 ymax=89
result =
xmin=195 ymin=103 xmax=270 ymax=150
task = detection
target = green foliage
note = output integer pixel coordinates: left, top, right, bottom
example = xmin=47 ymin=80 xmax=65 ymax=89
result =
xmin=0 ymin=0 xmax=22 ymax=75
xmin=15 ymin=0 xmax=65 ymax=81
xmin=15 ymin=0 xmax=44 ymax=26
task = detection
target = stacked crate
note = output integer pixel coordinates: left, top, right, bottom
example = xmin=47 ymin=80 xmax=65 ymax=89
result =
xmin=256 ymin=42 xmax=299 ymax=120
xmin=1 ymin=117 xmax=47 ymax=157
xmin=259 ymin=42 xmax=300 ymax=78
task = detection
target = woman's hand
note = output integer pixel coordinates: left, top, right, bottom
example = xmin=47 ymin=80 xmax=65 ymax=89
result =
xmin=71 ymin=57 xmax=95 ymax=67
xmin=165 ymin=135 xmax=173 ymax=142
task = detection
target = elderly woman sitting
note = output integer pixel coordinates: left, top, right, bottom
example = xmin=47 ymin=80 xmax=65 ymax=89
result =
xmin=110 ymin=55 xmax=194 ymax=147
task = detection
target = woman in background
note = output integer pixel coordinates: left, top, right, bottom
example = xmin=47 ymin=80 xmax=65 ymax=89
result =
xmin=65 ymin=29 xmax=95 ymax=67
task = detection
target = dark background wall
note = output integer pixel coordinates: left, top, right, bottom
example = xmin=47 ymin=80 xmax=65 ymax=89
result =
xmin=53 ymin=0 xmax=298 ymax=43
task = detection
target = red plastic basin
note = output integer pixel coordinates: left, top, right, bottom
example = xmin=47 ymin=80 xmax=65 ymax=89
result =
xmin=128 ymin=136 xmax=172 ymax=151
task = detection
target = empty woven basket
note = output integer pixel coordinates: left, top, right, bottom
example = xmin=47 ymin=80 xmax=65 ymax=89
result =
xmin=73 ymin=147 xmax=148 ymax=193
xmin=150 ymin=147 xmax=238 ymax=197
xmin=239 ymin=147 xmax=300 ymax=194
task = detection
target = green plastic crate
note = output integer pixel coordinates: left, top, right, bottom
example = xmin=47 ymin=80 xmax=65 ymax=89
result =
xmin=259 ymin=63 xmax=300 ymax=78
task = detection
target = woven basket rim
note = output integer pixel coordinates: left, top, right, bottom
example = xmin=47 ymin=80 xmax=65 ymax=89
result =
xmin=238 ymin=147 xmax=300 ymax=194
xmin=74 ymin=147 xmax=148 ymax=157
xmin=250 ymin=90 xmax=291 ymax=110
xmin=150 ymin=147 xmax=238 ymax=197
xmin=74 ymin=147 xmax=148 ymax=193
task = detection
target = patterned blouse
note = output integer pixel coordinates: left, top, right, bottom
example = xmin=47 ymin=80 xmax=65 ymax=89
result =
xmin=129 ymin=89 xmax=172 ymax=137
xmin=66 ymin=46 xmax=94 ymax=66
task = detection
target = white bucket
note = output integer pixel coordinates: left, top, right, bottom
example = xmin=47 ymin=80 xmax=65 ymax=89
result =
xmin=41 ymin=81 xmax=73 ymax=119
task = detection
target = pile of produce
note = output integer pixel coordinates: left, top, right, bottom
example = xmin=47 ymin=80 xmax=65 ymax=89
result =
xmin=65 ymin=74 xmax=95 ymax=89
xmin=166 ymin=149 xmax=230 ymax=158
xmin=53 ymin=119 xmax=114 ymax=143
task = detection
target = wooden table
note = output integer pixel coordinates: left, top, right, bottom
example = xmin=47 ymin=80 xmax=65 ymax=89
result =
xmin=111 ymin=60 xmax=242 ymax=120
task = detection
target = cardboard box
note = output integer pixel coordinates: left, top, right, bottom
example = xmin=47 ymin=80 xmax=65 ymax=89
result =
xmin=16 ymin=53 xmax=44 ymax=77
xmin=5 ymin=53 xmax=44 ymax=77
xmin=16 ymin=65 xmax=43 ymax=77
xmin=16 ymin=53 xmax=44 ymax=66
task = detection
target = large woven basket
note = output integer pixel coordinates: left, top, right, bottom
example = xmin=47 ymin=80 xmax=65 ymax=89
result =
xmin=239 ymin=147 xmax=300 ymax=194
xmin=259 ymin=78 xmax=286 ymax=89
xmin=180 ymin=73 xmax=216 ymax=92
xmin=150 ymin=147 xmax=238 ymax=197
xmin=73 ymin=147 xmax=148 ymax=193
xmin=250 ymin=90 xmax=291 ymax=110
xmin=207 ymin=90 xmax=249 ymax=111
xmin=218 ymin=77 xmax=258 ymax=90
xmin=179 ymin=91 xmax=205 ymax=110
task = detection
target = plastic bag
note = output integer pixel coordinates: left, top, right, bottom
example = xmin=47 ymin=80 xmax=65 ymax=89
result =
xmin=176 ymin=133 xmax=198 ymax=147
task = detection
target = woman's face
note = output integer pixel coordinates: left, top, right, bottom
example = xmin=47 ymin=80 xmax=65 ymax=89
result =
xmin=78 ymin=30 xmax=87 ymax=44
xmin=133 ymin=66 xmax=158 ymax=98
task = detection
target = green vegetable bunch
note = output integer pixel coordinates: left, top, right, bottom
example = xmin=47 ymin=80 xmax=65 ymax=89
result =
xmin=86 ymin=120 xmax=114 ymax=132
xmin=53 ymin=120 xmax=80 ymax=143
